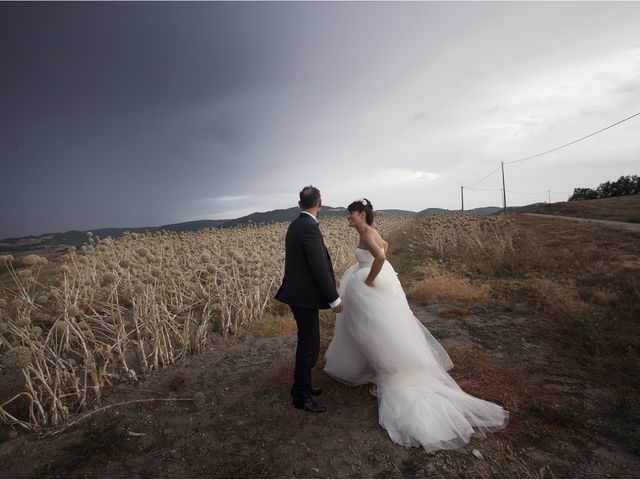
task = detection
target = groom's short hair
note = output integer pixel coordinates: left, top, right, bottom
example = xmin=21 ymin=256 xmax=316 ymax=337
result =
xmin=299 ymin=185 xmax=321 ymax=209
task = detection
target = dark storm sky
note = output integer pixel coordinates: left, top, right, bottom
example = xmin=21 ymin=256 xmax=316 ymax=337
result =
xmin=1 ymin=2 xmax=639 ymax=238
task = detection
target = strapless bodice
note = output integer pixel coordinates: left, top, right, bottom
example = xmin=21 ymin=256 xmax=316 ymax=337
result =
xmin=355 ymin=247 xmax=374 ymax=269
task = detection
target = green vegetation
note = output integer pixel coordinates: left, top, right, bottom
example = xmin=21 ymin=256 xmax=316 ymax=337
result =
xmin=569 ymin=174 xmax=639 ymax=201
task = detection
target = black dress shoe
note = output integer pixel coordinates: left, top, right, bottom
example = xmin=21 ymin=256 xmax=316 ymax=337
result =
xmin=290 ymin=387 xmax=323 ymax=397
xmin=292 ymin=398 xmax=327 ymax=413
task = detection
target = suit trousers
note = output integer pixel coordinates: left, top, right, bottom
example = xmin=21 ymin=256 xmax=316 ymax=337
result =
xmin=290 ymin=305 xmax=320 ymax=402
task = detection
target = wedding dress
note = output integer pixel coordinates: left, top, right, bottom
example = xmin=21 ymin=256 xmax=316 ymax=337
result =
xmin=324 ymin=248 xmax=508 ymax=453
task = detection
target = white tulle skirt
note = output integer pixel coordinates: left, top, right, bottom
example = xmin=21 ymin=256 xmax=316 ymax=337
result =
xmin=324 ymin=259 xmax=509 ymax=453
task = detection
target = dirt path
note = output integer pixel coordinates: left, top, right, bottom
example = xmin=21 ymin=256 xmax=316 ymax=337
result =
xmin=522 ymin=213 xmax=640 ymax=232
xmin=1 ymin=302 xmax=639 ymax=478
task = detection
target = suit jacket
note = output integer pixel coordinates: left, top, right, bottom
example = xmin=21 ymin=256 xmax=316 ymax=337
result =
xmin=275 ymin=213 xmax=339 ymax=309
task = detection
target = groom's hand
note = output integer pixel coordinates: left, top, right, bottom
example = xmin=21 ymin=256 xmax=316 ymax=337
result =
xmin=332 ymin=302 xmax=344 ymax=313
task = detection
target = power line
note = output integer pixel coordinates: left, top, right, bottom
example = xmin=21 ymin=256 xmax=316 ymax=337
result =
xmin=460 ymin=110 xmax=639 ymax=211
xmin=504 ymin=111 xmax=640 ymax=165
xmin=465 ymin=186 xmax=501 ymax=192
xmin=463 ymin=165 xmax=501 ymax=188
xmin=464 ymin=187 xmax=572 ymax=195
xmin=506 ymin=190 xmax=546 ymax=195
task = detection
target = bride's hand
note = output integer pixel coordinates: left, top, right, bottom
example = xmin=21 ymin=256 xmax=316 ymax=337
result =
xmin=364 ymin=278 xmax=374 ymax=287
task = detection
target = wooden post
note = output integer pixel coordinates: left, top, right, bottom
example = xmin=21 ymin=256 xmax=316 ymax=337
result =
xmin=501 ymin=162 xmax=507 ymax=216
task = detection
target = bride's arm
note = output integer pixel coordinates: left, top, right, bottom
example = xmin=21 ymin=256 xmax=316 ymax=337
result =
xmin=363 ymin=234 xmax=385 ymax=287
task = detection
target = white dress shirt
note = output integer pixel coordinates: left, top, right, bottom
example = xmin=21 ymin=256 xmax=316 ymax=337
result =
xmin=301 ymin=211 xmax=318 ymax=223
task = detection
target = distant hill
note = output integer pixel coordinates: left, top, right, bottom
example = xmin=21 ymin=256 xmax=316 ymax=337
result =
xmin=472 ymin=206 xmax=503 ymax=216
xmin=218 ymin=206 xmax=418 ymax=228
xmin=418 ymin=207 xmax=449 ymax=215
xmin=506 ymin=203 xmax=542 ymax=214
xmin=0 ymin=220 xmax=228 ymax=253
xmin=376 ymin=209 xmax=417 ymax=217
xmin=0 ymin=204 xmax=523 ymax=253
xmin=221 ymin=206 xmax=350 ymax=227
xmin=418 ymin=206 xmax=502 ymax=216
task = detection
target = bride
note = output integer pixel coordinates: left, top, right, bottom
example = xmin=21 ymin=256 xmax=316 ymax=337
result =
xmin=324 ymin=198 xmax=508 ymax=453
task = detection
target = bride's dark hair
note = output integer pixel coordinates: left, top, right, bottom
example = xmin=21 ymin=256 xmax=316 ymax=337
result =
xmin=347 ymin=198 xmax=374 ymax=225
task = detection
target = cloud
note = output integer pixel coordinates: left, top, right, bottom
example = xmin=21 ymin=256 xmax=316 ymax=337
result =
xmin=368 ymin=168 xmax=442 ymax=185
xmin=2 ymin=2 xmax=640 ymax=238
xmin=212 ymin=195 xmax=251 ymax=203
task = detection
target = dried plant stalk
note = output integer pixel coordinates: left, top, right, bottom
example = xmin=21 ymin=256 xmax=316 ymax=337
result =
xmin=0 ymin=216 xmax=411 ymax=431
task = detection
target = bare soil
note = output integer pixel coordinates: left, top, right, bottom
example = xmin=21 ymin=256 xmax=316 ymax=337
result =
xmin=1 ymin=297 xmax=639 ymax=478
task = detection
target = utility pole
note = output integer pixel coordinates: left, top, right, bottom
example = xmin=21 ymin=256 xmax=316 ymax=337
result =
xmin=548 ymin=190 xmax=551 ymax=204
xmin=501 ymin=162 xmax=507 ymax=216
xmin=461 ymin=186 xmax=464 ymax=211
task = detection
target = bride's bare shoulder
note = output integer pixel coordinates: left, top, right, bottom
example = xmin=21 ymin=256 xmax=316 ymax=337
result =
xmin=362 ymin=227 xmax=379 ymax=241
xmin=367 ymin=227 xmax=385 ymax=242
xmin=363 ymin=227 xmax=388 ymax=253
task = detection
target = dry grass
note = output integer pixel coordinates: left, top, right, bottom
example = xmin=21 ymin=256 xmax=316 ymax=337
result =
xmin=535 ymin=194 xmax=640 ymax=223
xmin=409 ymin=271 xmax=491 ymax=306
xmin=450 ymin=346 xmax=552 ymax=416
xmin=459 ymin=440 xmax=554 ymax=479
xmin=448 ymin=345 xmax=564 ymax=477
xmin=398 ymin=212 xmax=640 ymax=327
xmin=0 ymin=216 xmax=413 ymax=432
xmin=517 ymin=277 xmax=589 ymax=319
xmin=388 ymin=210 xmax=640 ymax=455
xmin=514 ymin=215 xmax=640 ymax=325
xmin=246 ymin=313 xmax=297 ymax=338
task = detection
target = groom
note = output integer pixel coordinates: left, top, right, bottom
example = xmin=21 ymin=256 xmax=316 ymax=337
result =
xmin=275 ymin=185 xmax=343 ymax=413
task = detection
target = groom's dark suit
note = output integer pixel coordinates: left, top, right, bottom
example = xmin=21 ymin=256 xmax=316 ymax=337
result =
xmin=276 ymin=212 xmax=339 ymax=404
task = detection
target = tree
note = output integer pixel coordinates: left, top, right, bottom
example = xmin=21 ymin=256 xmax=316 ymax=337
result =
xmin=569 ymin=188 xmax=598 ymax=201
xmin=569 ymin=175 xmax=639 ymax=201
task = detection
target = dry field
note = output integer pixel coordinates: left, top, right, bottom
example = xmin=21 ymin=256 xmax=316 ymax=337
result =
xmin=1 ymin=210 xmax=639 ymax=478
xmin=393 ymin=212 xmax=640 ymax=475
xmin=0 ymin=216 xmax=411 ymax=433
xmin=534 ymin=194 xmax=640 ymax=223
